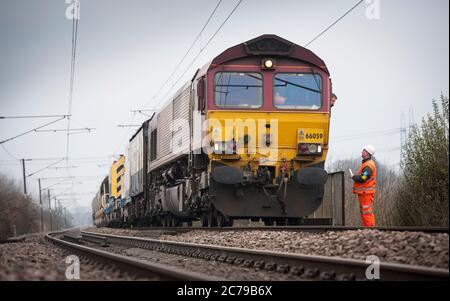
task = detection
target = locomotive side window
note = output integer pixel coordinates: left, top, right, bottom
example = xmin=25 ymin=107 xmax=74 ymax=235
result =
xmin=273 ymin=73 xmax=322 ymax=110
xmin=150 ymin=129 xmax=157 ymax=161
xmin=214 ymin=72 xmax=263 ymax=109
xmin=197 ymin=77 xmax=206 ymax=112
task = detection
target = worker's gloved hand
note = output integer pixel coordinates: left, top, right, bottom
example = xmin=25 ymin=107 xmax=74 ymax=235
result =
xmin=348 ymin=169 xmax=354 ymax=179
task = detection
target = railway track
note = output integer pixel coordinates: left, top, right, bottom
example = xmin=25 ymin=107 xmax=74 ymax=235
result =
xmin=80 ymin=230 xmax=449 ymax=281
xmin=112 ymin=225 xmax=449 ymax=234
xmin=45 ymin=230 xmax=224 ymax=281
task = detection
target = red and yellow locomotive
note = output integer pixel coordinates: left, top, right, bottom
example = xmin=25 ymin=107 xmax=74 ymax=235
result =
xmin=92 ymin=35 xmax=334 ymax=227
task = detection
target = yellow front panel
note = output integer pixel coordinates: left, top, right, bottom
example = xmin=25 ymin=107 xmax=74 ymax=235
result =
xmin=207 ymin=111 xmax=330 ymax=176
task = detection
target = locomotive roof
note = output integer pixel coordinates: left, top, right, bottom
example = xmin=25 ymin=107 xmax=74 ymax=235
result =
xmin=208 ymin=34 xmax=329 ymax=75
xmin=132 ymin=34 xmax=329 ymax=141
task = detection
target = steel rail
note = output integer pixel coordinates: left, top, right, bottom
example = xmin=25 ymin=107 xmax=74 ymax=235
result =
xmin=108 ymin=225 xmax=449 ymax=234
xmin=45 ymin=231 xmax=224 ymax=281
xmin=81 ymin=230 xmax=449 ymax=281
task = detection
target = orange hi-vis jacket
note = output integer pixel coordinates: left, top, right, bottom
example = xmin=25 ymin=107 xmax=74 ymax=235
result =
xmin=352 ymin=159 xmax=377 ymax=194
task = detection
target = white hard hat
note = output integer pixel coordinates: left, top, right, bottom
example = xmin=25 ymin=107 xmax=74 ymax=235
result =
xmin=363 ymin=145 xmax=375 ymax=156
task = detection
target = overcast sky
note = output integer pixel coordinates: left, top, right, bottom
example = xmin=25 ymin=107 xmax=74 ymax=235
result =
xmin=0 ymin=0 xmax=448 ymax=210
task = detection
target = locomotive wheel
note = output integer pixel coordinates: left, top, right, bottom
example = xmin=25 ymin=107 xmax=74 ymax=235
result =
xmin=275 ymin=218 xmax=287 ymax=226
xmin=169 ymin=215 xmax=176 ymax=227
xmin=152 ymin=216 xmax=162 ymax=227
xmin=173 ymin=219 xmax=182 ymax=227
xmin=287 ymin=218 xmax=302 ymax=225
xmin=163 ymin=214 xmax=174 ymax=227
xmin=216 ymin=212 xmax=231 ymax=227
xmin=262 ymin=218 xmax=274 ymax=226
xmin=209 ymin=211 xmax=218 ymax=228
xmin=201 ymin=213 xmax=209 ymax=227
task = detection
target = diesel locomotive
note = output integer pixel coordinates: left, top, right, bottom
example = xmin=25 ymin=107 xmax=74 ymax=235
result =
xmin=92 ymin=34 xmax=333 ymax=227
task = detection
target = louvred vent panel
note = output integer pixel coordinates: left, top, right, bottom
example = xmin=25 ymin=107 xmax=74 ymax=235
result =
xmin=244 ymin=37 xmax=293 ymax=55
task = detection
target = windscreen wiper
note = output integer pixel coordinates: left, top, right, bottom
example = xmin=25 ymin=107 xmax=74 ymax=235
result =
xmin=214 ymin=85 xmax=262 ymax=96
xmin=274 ymin=77 xmax=321 ymax=94
xmin=216 ymin=84 xmax=262 ymax=88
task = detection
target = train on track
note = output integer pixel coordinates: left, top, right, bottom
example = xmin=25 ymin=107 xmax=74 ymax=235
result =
xmin=92 ymin=34 xmax=334 ymax=228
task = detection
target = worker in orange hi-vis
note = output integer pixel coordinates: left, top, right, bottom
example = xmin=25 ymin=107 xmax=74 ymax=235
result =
xmin=349 ymin=145 xmax=377 ymax=227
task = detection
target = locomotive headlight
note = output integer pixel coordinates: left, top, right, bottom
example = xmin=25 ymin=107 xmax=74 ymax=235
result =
xmin=262 ymin=58 xmax=275 ymax=70
xmin=308 ymin=144 xmax=318 ymax=153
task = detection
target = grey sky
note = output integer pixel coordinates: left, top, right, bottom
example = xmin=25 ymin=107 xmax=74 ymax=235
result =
xmin=0 ymin=0 xmax=448 ymax=210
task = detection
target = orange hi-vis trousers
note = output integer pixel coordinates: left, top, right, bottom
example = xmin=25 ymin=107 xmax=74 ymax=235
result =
xmin=358 ymin=193 xmax=375 ymax=227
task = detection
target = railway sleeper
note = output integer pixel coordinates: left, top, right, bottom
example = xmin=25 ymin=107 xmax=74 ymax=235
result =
xmin=217 ymin=255 xmax=227 ymax=262
xmin=233 ymin=258 xmax=244 ymax=265
xmin=276 ymin=264 xmax=290 ymax=273
xmin=337 ymin=273 xmax=356 ymax=281
xmin=242 ymin=259 xmax=254 ymax=268
xmin=83 ymin=235 xmax=370 ymax=280
xmin=320 ymin=270 xmax=336 ymax=281
xmin=304 ymin=268 xmax=319 ymax=279
xmin=226 ymin=256 xmax=236 ymax=264
xmin=254 ymin=260 xmax=265 ymax=270
xmin=290 ymin=265 xmax=304 ymax=276
xmin=264 ymin=262 xmax=277 ymax=271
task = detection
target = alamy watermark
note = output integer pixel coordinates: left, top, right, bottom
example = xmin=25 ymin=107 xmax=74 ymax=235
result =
xmin=65 ymin=0 xmax=80 ymax=20
xmin=65 ymin=255 xmax=80 ymax=280
xmin=166 ymin=111 xmax=280 ymax=160
xmin=365 ymin=255 xmax=380 ymax=280
xmin=365 ymin=0 xmax=381 ymax=20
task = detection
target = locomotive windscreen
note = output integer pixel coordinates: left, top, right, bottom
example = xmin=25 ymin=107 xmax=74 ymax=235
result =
xmin=273 ymin=73 xmax=322 ymax=110
xmin=214 ymin=72 xmax=263 ymax=108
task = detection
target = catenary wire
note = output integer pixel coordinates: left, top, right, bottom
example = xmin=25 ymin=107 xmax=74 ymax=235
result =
xmin=305 ymin=0 xmax=364 ymax=47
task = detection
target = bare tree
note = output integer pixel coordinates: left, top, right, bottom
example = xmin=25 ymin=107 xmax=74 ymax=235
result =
xmin=0 ymin=173 xmax=73 ymax=239
xmin=0 ymin=174 xmax=38 ymax=239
